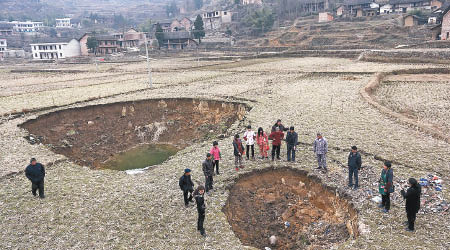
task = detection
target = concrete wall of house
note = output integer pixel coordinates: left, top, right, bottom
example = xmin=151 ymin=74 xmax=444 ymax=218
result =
xmin=318 ymin=13 xmax=333 ymax=22
xmin=64 ymin=39 xmax=81 ymax=58
xmin=337 ymin=6 xmax=344 ymax=16
xmin=79 ymin=35 xmax=89 ymax=56
xmin=404 ymin=16 xmax=416 ymax=27
xmin=442 ymin=11 xmax=450 ymax=40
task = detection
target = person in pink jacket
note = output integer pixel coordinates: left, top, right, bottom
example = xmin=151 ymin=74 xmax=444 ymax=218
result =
xmin=256 ymin=127 xmax=269 ymax=160
xmin=209 ymin=141 xmax=221 ymax=175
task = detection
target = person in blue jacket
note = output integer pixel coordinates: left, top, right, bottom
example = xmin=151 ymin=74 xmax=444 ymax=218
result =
xmin=25 ymin=158 xmax=45 ymax=198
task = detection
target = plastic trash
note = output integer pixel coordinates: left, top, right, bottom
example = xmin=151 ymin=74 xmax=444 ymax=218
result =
xmin=284 ymin=221 xmax=290 ymax=228
xmin=371 ymin=196 xmax=382 ymax=203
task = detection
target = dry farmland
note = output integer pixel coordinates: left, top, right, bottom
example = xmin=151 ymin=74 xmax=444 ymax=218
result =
xmin=0 ymin=57 xmax=449 ymax=249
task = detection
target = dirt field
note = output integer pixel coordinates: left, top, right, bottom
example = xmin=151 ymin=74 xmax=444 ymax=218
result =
xmin=0 ymin=57 xmax=449 ymax=249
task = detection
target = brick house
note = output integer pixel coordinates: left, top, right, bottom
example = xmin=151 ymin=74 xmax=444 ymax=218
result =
xmin=404 ymin=14 xmax=428 ymax=26
xmin=319 ymin=12 xmax=334 ymax=22
xmin=441 ymin=5 xmax=450 ymax=39
xmin=96 ymin=35 xmax=120 ymax=55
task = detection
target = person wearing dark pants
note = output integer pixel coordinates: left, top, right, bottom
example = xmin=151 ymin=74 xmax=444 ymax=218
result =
xmin=269 ymin=127 xmax=284 ymax=161
xmin=285 ymin=126 xmax=298 ymax=162
xmin=379 ymin=161 xmax=394 ymax=213
xmin=194 ymin=185 xmax=206 ymax=237
xmin=348 ymin=146 xmax=362 ymax=189
xmin=209 ymin=141 xmax=221 ymax=175
xmin=179 ymin=168 xmax=194 ymax=207
xmin=25 ymin=158 xmax=45 ymax=198
xmin=202 ymin=153 xmax=214 ymax=193
xmin=401 ymin=178 xmax=421 ymax=232
xmin=244 ymin=125 xmax=256 ymax=160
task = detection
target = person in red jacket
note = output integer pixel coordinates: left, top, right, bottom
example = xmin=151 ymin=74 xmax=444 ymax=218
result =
xmin=269 ymin=127 xmax=284 ymax=161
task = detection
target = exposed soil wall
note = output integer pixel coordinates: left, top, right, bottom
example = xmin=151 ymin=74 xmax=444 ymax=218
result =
xmin=223 ymin=167 xmax=358 ymax=249
xmin=20 ymin=98 xmax=248 ymax=167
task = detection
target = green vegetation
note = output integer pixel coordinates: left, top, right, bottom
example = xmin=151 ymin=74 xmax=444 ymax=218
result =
xmin=193 ymin=15 xmax=205 ymax=43
xmin=155 ymin=23 xmax=164 ymax=49
xmin=244 ymin=8 xmax=275 ymax=34
xmin=86 ymin=37 xmax=98 ymax=54
xmin=139 ymin=19 xmax=153 ymax=33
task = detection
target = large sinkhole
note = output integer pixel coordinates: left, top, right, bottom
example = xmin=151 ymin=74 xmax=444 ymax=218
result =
xmin=20 ymin=98 xmax=248 ymax=169
xmin=223 ymin=167 xmax=358 ymax=249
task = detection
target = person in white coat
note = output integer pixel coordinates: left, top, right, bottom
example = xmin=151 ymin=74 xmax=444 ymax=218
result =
xmin=243 ymin=125 xmax=256 ymax=160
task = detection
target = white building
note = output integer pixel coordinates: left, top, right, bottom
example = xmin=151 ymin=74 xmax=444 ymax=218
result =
xmin=10 ymin=21 xmax=44 ymax=33
xmin=202 ymin=11 xmax=232 ymax=30
xmin=31 ymin=38 xmax=81 ymax=60
xmin=380 ymin=4 xmax=394 ymax=14
xmin=55 ymin=18 xmax=72 ymax=28
xmin=0 ymin=39 xmax=7 ymax=51
xmin=242 ymin=0 xmax=262 ymax=4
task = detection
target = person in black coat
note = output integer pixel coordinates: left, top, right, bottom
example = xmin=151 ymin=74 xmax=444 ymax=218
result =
xmin=401 ymin=178 xmax=421 ymax=232
xmin=348 ymin=146 xmax=362 ymax=189
xmin=194 ymin=185 xmax=206 ymax=237
xmin=25 ymin=158 xmax=45 ymax=198
xmin=179 ymin=168 xmax=194 ymax=207
xmin=271 ymin=119 xmax=289 ymax=132
xmin=285 ymin=126 xmax=298 ymax=162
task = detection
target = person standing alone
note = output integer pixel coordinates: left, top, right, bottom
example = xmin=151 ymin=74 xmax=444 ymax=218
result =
xmin=348 ymin=146 xmax=362 ymax=189
xmin=401 ymin=178 xmax=421 ymax=232
xmin=25 ymin=158 xmax=45 ymax=198
xmin=313 ymin=133 xmax=328 ymax=172
xmin=243 ymin=125 xmax=256 ymax=160
xmin=202 ymin=153 xmax=215 ymax=193
xmin=285 ymin=126 xmax=298 ymax=162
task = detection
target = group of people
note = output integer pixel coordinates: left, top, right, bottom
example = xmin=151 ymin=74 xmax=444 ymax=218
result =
xmin=22 ymin=119 xmax=421 ymax=239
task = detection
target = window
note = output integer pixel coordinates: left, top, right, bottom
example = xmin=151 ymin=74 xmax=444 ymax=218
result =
xmin=60 ymin=53 xmax=63 ymax=57
xmin=35 ymin=53 xmax=37 ymax=57
xmin=224 ymin=12 xmax=227 ymax=15
xmin=59 ymin=45 xmax=61 ymax=50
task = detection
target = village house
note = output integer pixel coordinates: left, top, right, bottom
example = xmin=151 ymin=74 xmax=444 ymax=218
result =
xmin=121 ymin=28 xmax=146 ymax=48
xmin=431 ymin=0 xmax=445 ymax=11
xmin=55 ymin=18 xmax=72 ymax=28
xmin=161 ymin=31 xmax=198 ymax=50
xmin=0 ymin=39 xmax=7 ymax=52
xmin=441 ymin=5 xmax=450 ymax=39
xmin=10 ymin=21 xmax=44 ymax=33
xmin=154 ymin=22 xmax=172 ymax=33
xmin=404 ymin=14 xmax=428 ymax=26
xmin=202 ymin=11 xmax=232 ymax=30
xmin=390 ymin=0 xmax=432 ymax=13
xmin=380 ymin=4 xmax=394 ymax=14
xmin=299 ymin=0 xmax=330 ymax=13
xmin=96 ymin=35 xmax=120 ymax=55
xmin=336 ymin=5 xmax=345 ymax=16
xmin=342 ymin=0 xmax=379 ymax=17
xmin=170 ymin=17 xmax=193 ymax=32
xmin=319 ymin=12 xmax=334 ymax=22
xmin=31 ymin=38 xmax=81 ymax=60
xmin=242 ymin=0 xmax=263 ymax=5
xmin=0 ymin=22 xmax=14 ymax=36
